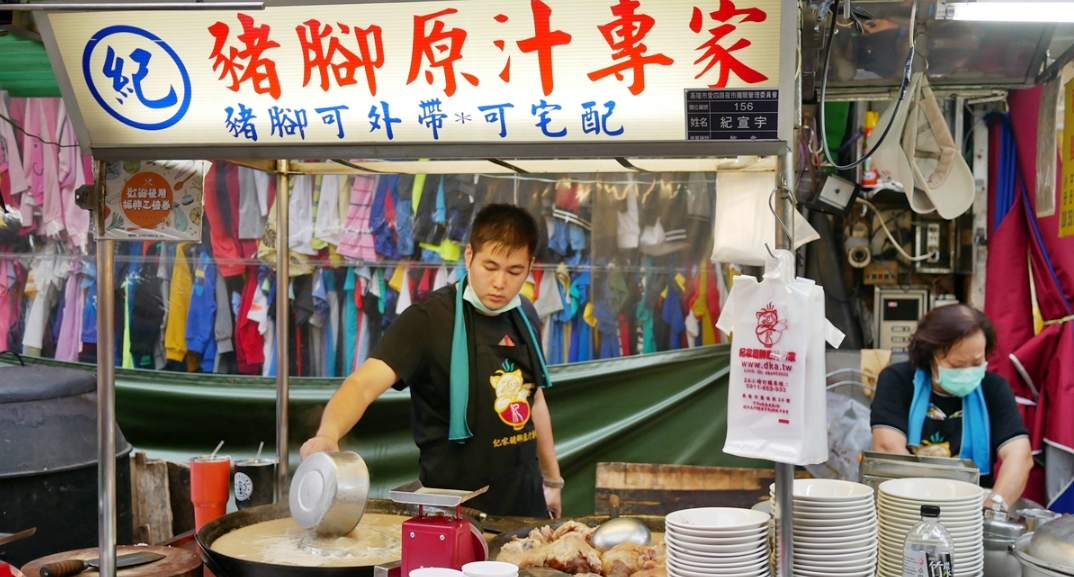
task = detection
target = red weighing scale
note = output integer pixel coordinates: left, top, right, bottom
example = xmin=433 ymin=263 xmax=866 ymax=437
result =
xmin=374 ymin=482 xmax=489 ymax=577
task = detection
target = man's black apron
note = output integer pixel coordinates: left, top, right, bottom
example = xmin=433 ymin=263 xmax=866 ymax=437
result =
xmin=417 ymin=300 xmax=548 ymax=518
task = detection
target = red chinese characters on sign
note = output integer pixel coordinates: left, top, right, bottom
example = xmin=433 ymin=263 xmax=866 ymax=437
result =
xmin=408 ymin=7 xmax=479 ymax=97
xmin=516 ymin=0 xmax=572 ymax=96
xmin=588 ymin=0 xmax=674 ymax=95
xmin=689 ymin=0 xmax=769 ymax=88
xmin=208 ymin=13 xmax=282 ymax=99
xmin=296 ymin=19 xmax=385 ymax=95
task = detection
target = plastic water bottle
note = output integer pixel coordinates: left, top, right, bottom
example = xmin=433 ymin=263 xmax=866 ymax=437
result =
xmin=902 ymin=504 xmax=954 ymax=577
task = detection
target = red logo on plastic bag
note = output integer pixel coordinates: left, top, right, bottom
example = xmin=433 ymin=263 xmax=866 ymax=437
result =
xmin=754 ymin=302 xmax=786 ymax=348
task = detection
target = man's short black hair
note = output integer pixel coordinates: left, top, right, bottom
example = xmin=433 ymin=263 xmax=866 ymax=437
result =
xmin=469 ymin=204 xmax=539 ymax=260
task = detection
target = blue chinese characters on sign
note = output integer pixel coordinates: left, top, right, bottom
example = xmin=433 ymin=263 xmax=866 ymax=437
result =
xmin=82 ymin=25 xmax=192 ymax=131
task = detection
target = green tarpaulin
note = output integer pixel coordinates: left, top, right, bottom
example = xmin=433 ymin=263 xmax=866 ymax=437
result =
xmin=10 ymin=345 xmax=768 ymax=515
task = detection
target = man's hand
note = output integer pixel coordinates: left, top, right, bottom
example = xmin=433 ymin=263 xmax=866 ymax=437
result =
xmin=543 ymin=486 xmax=562 ymax=519
xmin=300 ymin=435 xmax=339 ymax=459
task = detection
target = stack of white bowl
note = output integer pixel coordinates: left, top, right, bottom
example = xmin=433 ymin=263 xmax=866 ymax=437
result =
xmin=769 ymin=479 xmax=878 ymax=577
xmin=665 ymin=507 xmax=772 ymax=577
xmin=877 ymin=478 xmax=985 ymax=577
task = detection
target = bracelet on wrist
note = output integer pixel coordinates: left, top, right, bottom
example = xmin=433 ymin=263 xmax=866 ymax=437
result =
xmin=543 ymin=477 xmax=565 ymax=489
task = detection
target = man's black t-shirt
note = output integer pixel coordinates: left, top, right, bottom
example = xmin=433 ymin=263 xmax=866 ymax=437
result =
xmin=870 ymin=361 xmax=1029 ymax=481
xmin=369 ymin=284 xmax=549 ymax=517
xmin=370 ymin=285 xmax=541 ymax=448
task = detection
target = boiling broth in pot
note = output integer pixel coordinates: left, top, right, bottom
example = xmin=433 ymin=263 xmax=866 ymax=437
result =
xmin=210 ymin=513 xmax=410 ymax=567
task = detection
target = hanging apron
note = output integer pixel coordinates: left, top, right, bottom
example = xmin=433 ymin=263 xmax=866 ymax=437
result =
xmin=418 ymin=306 xmax=547 ymax=518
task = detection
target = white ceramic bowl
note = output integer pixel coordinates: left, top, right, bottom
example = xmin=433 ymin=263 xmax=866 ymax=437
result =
xmin=878 ymin=478 xmax=986 ymax=502
xmin=461 ymin=562 xmax=518 ymax=577
xmin=410 ymin=570 xmax=466 ymax=577
xmin=666 ymin=508 xmax=771 ymax=531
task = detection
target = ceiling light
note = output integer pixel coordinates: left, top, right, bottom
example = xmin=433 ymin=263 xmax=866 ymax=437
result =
xmin=939 ymin=1 xmax=1074 ymax=23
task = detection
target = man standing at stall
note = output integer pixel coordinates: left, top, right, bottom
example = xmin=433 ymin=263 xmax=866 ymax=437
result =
xmin=300 ymin=204 xmax=563 ymax=518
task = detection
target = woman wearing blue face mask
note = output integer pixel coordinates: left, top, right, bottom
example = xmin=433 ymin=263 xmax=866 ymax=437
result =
xmin=871 ymin=304 xmax=1033 ymax=508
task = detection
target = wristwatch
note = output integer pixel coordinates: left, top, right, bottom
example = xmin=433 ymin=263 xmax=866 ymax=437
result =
xmin=543 ymin=477 xmax=565 ymax=489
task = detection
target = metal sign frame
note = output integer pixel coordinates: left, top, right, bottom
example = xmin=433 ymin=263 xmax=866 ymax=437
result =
xmin=28 ymin=1 xmax=801 ymax=576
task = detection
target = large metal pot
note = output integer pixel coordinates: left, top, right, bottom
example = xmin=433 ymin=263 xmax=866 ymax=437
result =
xmin=0 ymin=365 xmax=133 ymax=566
xmin=983 ymin=496 xmax=1026 ymax=577
xmin=196 ymin=500 xmax=491 ymax=577
xmin=1012 ymin=515 xmax=1074 ymax=577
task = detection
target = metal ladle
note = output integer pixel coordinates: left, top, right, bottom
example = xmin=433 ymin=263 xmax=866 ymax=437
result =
xmin=590 ymin=518 xmax=651 ymax=551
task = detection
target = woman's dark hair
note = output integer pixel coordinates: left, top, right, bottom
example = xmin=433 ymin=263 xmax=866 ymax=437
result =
xmin=908 ymin=304 xmax=996 ymax=371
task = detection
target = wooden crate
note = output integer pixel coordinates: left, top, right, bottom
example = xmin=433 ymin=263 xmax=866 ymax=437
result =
xmin=594 ymin=462 xmax=810 ymax=516
xmin=130 ymin=452 xmax=175 ymax=545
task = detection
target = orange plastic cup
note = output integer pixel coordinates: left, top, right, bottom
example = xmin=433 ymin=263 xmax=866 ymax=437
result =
xmin=191 ymin=455 xmax=231 ymax=531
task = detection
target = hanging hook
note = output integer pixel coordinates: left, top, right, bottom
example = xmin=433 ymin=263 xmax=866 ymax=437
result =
xmin=764 ymin=242 xmax=777 ymax=259
xmin=768 ymin=187 xmax=795 ymax=247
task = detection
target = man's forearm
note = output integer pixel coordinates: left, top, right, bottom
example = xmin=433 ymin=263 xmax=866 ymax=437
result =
xmin=317 ymin=372 xmax=379 ymax=440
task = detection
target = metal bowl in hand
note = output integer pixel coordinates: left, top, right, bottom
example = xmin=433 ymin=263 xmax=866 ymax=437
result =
xmin=289 ymin=451 xmax=370 ymax=537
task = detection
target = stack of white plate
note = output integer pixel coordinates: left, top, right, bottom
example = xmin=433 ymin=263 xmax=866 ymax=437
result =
xmin=665 ymin=508 xmax=772 ymax=577
xmin=877 ymin=478 xmax=985 ymax=577
xmin=769 ymin=479 xmax=877 ymax=577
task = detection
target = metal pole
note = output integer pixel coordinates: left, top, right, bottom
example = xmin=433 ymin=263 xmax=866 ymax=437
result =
xmin=772 ymin=0 xmax=802 ymax=572
xmin=275 ymin=159 xmax=291 ymax=503
xmin=95 ymin=160 xmax=117 ymax=577
xmin=0 ymin=2 xmax=264 ymax=11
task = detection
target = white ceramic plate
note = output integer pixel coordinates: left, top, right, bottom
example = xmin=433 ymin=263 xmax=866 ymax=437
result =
xmin=790 ymin=501 xmax=876 ymax=515
xmin=793 ymin=545 xmax=877 ymax=559
xmin=791 ymin=567 xmax=873 ymax=577
xmin=666 ymin=508 xmax=770 ymax=531
xmin=668 ymin=557 xmax=769 ymax=575
xmin=877 ymin=555 xmax=983 ymax=573
xmin=666 ymin=524 xmax=769 ymax=540
xmin=792 ymin=508 xmax=878 ymax=521
xmin=781 ymin=529 xmax=878 ymax=542
xmin=665 ymin=538 xmax=768 ymax=558
xmin=665 ymin=533 xmax=767 ymax=552
xmin=793 ymin=540 xmax=877 ymax=554
xmin=878 ymin=478 xmax=985 ymax=502
xmin=878 ymin=500 xmax=982 ymax=516
xmin=789 ymin=515 xmax=876 ymax=529
xmin=667 ymin=563 xmax=771 ymax=577
xmin=794 ymin=545 xmax=876 ymax=558
xmin=878 ymin=543 xmax=983 ymax=562
xmin=878 ymin=492 xmax=982 ymax=507
xmin=794 ymin=559 xmax=876 ymax=571
xmin=665 ymin=530 xmax=765 ymax=545
xmin=667 ymin=548 xmax=772 ymax=567
xmin=771 ymin=479 xmax=874 ymax=501
xmin=792 ymin=522 xmax=877 ymax=538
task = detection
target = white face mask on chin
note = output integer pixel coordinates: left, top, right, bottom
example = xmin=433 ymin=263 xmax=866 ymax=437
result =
xmin=462 ymin=283 xmax=520 ymax=316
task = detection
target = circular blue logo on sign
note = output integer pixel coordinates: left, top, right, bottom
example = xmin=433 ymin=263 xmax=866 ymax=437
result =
xmin=82 ymin=25 xmax=191 ymax=131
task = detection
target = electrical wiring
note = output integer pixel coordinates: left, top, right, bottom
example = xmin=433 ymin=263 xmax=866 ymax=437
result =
xmin=817 ymin=0 xmax=918 ymax=170
xmin=0 ymin=111 xmax=81 ymax=149
xmin=855 ymin=197 xmax=936 ymax=262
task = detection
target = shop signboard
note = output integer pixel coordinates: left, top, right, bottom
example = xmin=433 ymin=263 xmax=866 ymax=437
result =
xmin=37 ymin=0 xmax=791 ymax=159
xmin=101 ymin=160 xmax=206 ymax=241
